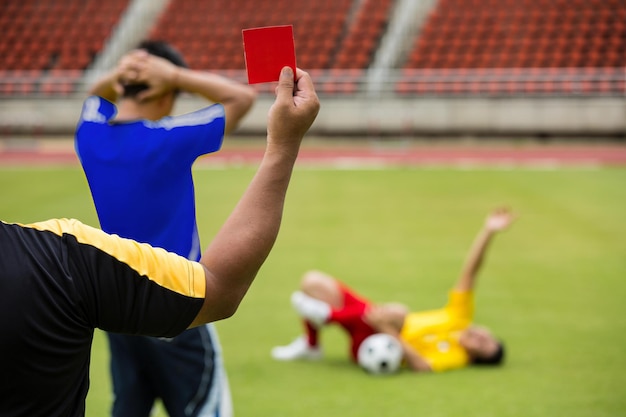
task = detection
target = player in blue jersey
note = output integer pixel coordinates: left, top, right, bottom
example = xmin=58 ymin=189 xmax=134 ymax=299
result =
xmin=75 ymin=40 xmax=256 ymax=417
xmin=0 ymin=66 xmax=320 ymax=417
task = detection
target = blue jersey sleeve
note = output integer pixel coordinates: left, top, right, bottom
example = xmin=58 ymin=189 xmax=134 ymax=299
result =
xmin=76 ymin=97 xmax=225 ymax=166
xmin=157 ymin=103 xmax=226 ymax=164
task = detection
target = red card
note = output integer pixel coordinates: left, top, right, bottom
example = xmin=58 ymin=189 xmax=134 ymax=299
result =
xmin=242 ymin=25 xmax=296 ymax=84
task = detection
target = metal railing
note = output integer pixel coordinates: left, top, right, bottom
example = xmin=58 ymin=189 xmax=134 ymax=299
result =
xmin=0 ymin=67 xmax=624 ymax=99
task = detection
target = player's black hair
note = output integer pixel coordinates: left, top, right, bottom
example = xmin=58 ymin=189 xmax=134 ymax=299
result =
xmin=471 ymin=341 xmax=505 ymax=366
xmin=122 ymin=40 xmax=189 ymax=98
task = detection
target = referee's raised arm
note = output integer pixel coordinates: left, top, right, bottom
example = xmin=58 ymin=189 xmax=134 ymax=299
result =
xmin=190 ymin=67 xmax=320 ymax=327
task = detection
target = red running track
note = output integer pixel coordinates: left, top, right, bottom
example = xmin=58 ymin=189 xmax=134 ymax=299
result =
xmin=1 ymin=142 xmax=626 ymax=167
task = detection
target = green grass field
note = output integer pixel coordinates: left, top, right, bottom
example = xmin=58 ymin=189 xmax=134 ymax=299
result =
xmin=1 ymin=163 xmax=625 ymax=417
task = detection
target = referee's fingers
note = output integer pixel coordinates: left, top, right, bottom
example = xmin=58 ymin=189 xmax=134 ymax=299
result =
xmin=274 ymin=66 xmax=295 ymax=100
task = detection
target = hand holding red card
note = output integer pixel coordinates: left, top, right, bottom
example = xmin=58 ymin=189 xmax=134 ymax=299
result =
xmin=242 ymin=25 xmax=296 ymax=84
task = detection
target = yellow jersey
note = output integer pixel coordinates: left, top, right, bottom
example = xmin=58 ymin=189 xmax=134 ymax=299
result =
xmin=399 ymin=290 xmax=474 ymax=372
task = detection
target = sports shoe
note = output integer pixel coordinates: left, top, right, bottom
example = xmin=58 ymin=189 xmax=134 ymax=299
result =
xmin=290 ymin=291 xmax=331 ymax=327
xmin=271 ymin=336 xmax=323 ymax=361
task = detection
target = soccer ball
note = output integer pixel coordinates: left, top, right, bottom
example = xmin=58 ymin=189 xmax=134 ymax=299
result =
xmin=357 ymin=333 xmax=403 ymax=375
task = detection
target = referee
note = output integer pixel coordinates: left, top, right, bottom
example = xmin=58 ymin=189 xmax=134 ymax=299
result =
xmin=0 ymin=67 xmax=319 ymax=417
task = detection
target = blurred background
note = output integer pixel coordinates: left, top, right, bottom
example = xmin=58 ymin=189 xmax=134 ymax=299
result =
xmin=0 ymin=0 xmax=624 ymax=139
xmin=1 ymin=2 xmax=625 ymax=416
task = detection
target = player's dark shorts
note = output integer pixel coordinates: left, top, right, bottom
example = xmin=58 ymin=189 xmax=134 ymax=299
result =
xmin=109 ymin=325 xmax=218 ymax=417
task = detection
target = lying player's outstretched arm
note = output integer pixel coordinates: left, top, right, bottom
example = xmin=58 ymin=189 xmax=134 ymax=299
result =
xmin=189 ymin=67 xmax=319 ymax=327
xmin=455 ymin=207 xmax=515 ymax=292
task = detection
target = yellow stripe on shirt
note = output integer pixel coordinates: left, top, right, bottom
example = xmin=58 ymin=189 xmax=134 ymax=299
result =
xmin=18 ymin=218 xmax=206 ymax=300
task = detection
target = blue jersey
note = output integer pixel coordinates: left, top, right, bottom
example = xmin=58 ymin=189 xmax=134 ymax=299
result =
xmin=75 ymin=96 xmax=225 ymax=261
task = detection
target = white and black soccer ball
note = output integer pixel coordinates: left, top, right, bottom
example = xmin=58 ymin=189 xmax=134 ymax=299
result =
xmin=357 ymin=333 xmax=403 ymax=375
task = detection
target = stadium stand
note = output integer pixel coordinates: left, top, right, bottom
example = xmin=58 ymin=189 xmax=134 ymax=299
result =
xmin=149 ymin=0 xmax=353 ymax=70
xmin=397 ymin=0 xmax=625 ymax=95
xmin=148 ymin=0 xmax=391 ymax=94
xmin=0 ymin=0 xmax=130 ymax=95
xmin=0 ymin=0 xmax=623 ymax=99
xmin=323 ymin=0 xmax=395 ymax=94
xmin=332 ymin=0 xmax=394 ymax=69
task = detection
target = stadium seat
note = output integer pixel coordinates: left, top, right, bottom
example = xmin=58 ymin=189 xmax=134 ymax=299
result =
xmin=1 ymin=0 xmax=623 ymax=97
xmin=402 ymin=0 xmax=625 ymax=95
xmin=149 ymin=0 xmax=356 ymax=71
xmin=0 ymin=0 xmax=128 ymax=70
xmin=148 ymin=0 xmax=394 ymax=74
xmin=0 ymin=0 xmax=130 ymax=97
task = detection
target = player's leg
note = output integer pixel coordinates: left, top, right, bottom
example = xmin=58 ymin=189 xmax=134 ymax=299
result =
xmin=290 ymin=269 xmax=354 ymax=325
xmin=194 ymin=324 xmax=233 ymax=417
xmin=299 ymin=269 xmax=345 ymax=307
xmin=152 ymin=326 xmax=223 ymax=417
xmin=216 ymin=363 xmax=234 ymax=417
xmin=108 ymin=334 xmax=156 ymax=417
xmin=295 ymin=272 xmax=379 ymax=361
xmin=271 ymin=270 xmax=340 ymax=360
xmin=272 ymin=270 xmax=372 ymax=361
xmin=295 ymin=270 xmax=373 ymax=326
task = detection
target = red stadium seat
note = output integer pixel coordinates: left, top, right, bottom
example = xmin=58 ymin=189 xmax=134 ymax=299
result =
xmin=0 ymin=0 xmax=129 ymax=73
xmin=402 ymin=0 xmax=625 ymax=95
xmin=148 ymin=0 xmax=364 ymax=71
xmin=2 ymin=0 xmax=623 ymax=97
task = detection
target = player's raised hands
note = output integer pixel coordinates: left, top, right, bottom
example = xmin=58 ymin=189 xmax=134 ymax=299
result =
xmin=112 ymin=49 xmax=179 ymax=101
xmin=132 ymin=54 xmax=179 ymax=102
xmin=115 ymin=50 xmax=148 ymax=80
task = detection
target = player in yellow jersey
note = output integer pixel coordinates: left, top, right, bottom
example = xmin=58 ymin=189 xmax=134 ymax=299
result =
xmin=272 ymin=207 xmax=514 ymax=372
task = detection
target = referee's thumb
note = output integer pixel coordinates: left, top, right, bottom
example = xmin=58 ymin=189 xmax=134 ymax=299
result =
xmin=275 ymin=66 xmax=295 ymax=100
